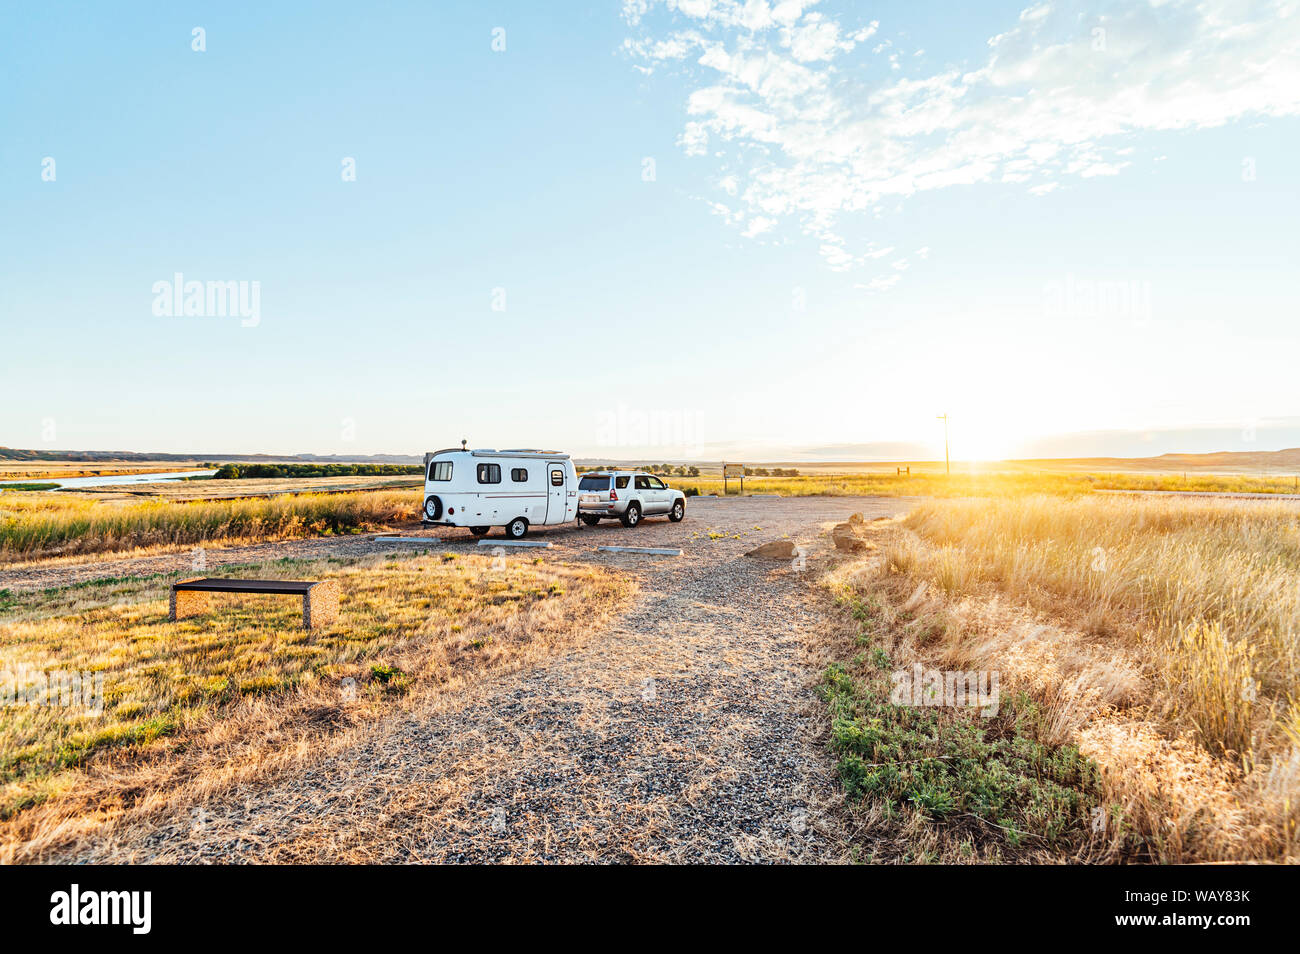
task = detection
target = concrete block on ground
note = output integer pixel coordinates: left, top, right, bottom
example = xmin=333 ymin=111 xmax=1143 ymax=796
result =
xmin=303 ymin=579 xmax=340 ymax=630
xmin=169 ymin=578 xmax=209 ymax=621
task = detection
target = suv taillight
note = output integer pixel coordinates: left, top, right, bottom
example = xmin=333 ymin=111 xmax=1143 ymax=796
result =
xmin=609 ymin=489 xmax=618 ymax=502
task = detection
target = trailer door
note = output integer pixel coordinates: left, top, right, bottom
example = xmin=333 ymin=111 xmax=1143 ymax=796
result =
xmin=545 ymin=463 xmax=567 ymax=524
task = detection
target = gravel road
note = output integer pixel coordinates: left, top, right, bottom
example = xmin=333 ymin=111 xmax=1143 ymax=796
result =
xmin=14 ymin=495 xmax=912 ymax=863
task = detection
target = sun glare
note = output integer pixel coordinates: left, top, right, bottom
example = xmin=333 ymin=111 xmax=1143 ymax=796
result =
xmin=954 ymin=422 xmax=1026 ymax=463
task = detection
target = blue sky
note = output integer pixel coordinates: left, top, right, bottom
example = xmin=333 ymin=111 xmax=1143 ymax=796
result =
xmin=2 ymin=1 xmax=1298 ymax=462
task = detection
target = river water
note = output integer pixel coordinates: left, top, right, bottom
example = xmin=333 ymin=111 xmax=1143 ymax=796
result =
xmin=0 ymin=469 xmax=218 ymax=489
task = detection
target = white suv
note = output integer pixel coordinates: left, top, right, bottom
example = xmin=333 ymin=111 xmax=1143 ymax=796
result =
xmin=577 ymin=471 xmax=687 ymax=527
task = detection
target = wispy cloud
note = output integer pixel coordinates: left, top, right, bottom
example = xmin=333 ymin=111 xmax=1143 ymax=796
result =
xmin=624 ymin=0 xmax=1300 ymax=275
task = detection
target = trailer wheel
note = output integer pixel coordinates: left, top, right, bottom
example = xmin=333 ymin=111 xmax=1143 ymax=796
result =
xmin=505 ymin=517 xmax=529 ymax=539
xmin=423 ymin=495 xmax=443 ymax=520
xmin=469 ymin=526 xmax=490 ymax=536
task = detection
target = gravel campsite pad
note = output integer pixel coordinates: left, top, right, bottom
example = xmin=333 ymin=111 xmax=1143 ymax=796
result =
xmin=3 ymin=496 xmax=910 ymax=863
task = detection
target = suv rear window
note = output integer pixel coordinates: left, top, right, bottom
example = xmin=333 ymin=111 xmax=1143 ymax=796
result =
xmin=615 ymin=476 xmax=630 ymax=489
xmin=578 ymin=475 xmax=609 ymax=491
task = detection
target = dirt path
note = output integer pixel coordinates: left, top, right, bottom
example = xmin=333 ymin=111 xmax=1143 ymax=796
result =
xmin=28 ymin=496 xmax=910 ymax=863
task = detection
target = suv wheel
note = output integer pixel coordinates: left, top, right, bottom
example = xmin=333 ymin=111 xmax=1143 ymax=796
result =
xmin=505 ymin=517 xmax=529 ymax=540
xmin=469 ymin=526 xmax=491 ymax=536
xmin=669 ymin=500 xmax=685 ymax=522
xmin=620 ymin=502 xmax=641 ymax=528
xmin=580 ymin=514 xmax=601 ymax=526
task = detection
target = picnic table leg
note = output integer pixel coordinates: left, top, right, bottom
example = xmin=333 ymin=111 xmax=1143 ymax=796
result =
xmin=169 ymin=579 xmax=210 ymax=622
xmin=302 ymin=580 xmax=339 ymax=630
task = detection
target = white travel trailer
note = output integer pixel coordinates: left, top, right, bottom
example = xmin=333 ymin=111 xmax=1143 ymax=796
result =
xmin=420 ymin=447 xmax=578 ymax=539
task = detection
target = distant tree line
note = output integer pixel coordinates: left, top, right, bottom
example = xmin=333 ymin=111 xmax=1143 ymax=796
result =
xmin=213 ymin=463 xmax=422 ymax=479
xmin=573 ymin=464 xmax=800 ymax=477
xmin=646 ymin=463 xmax=701 ymax=477
xmin=577 ymin=464 xmax=701 ymax=477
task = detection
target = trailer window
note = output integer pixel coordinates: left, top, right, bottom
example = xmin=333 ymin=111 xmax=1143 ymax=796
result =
xmin=428 ymin=461 xmax=453 ymax=481
xmin=477 ymin=463 xmax=501 ymax=484
xmin=511 ymin=468 xmax=528 ymax=482
xmin=578 ymin=475 xmax=609 ymax=491
xmin=550 ymin=469 xmax=564 ymax=487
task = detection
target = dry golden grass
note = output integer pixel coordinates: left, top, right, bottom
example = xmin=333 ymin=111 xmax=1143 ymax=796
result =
xmin=0 ymin=489 xmax=415 ymax=563
xmin=0 ymin=550 xmax=634 ymax=861
xmin=838 ymin=495 xmax=1300 ymax=862
xmin=7 ymin=469 xmax=1297 ymax=568
xmin=673 ymin=470 xmax=1300 ymax=499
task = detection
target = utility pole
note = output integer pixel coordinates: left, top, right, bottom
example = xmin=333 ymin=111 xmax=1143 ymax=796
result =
xmin=936 ymin=413 xmax=950 ymax=475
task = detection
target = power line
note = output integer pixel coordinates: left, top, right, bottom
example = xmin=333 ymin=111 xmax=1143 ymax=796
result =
xmin=936 ymin=413 xmax=950 ymax=475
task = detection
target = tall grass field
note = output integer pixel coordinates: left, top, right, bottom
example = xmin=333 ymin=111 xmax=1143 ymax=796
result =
xmin=0 ymin=490 xmax=413 ymax=563
xmin=671 ymin=470 xmax=1300 ymax=499
xmin=848 ymin=494 xmax=1300 ymax=862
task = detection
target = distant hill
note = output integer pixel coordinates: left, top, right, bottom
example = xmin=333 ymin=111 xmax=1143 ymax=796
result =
xmin=6 ymin=444 xmax=1300 ymax=473
xmin=1012 ymin=447 xmax=1300 ymax=472
xmin=1148 ymin=448 xmax=1300 ymax=468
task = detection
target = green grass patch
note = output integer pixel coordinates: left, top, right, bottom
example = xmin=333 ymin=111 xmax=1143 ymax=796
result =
xmin=820 ymin=662 xmax=1100 ymax=853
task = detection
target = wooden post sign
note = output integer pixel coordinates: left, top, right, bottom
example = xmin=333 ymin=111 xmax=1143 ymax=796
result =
xmin=723 ymin=463 xmax=745 ymax=495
